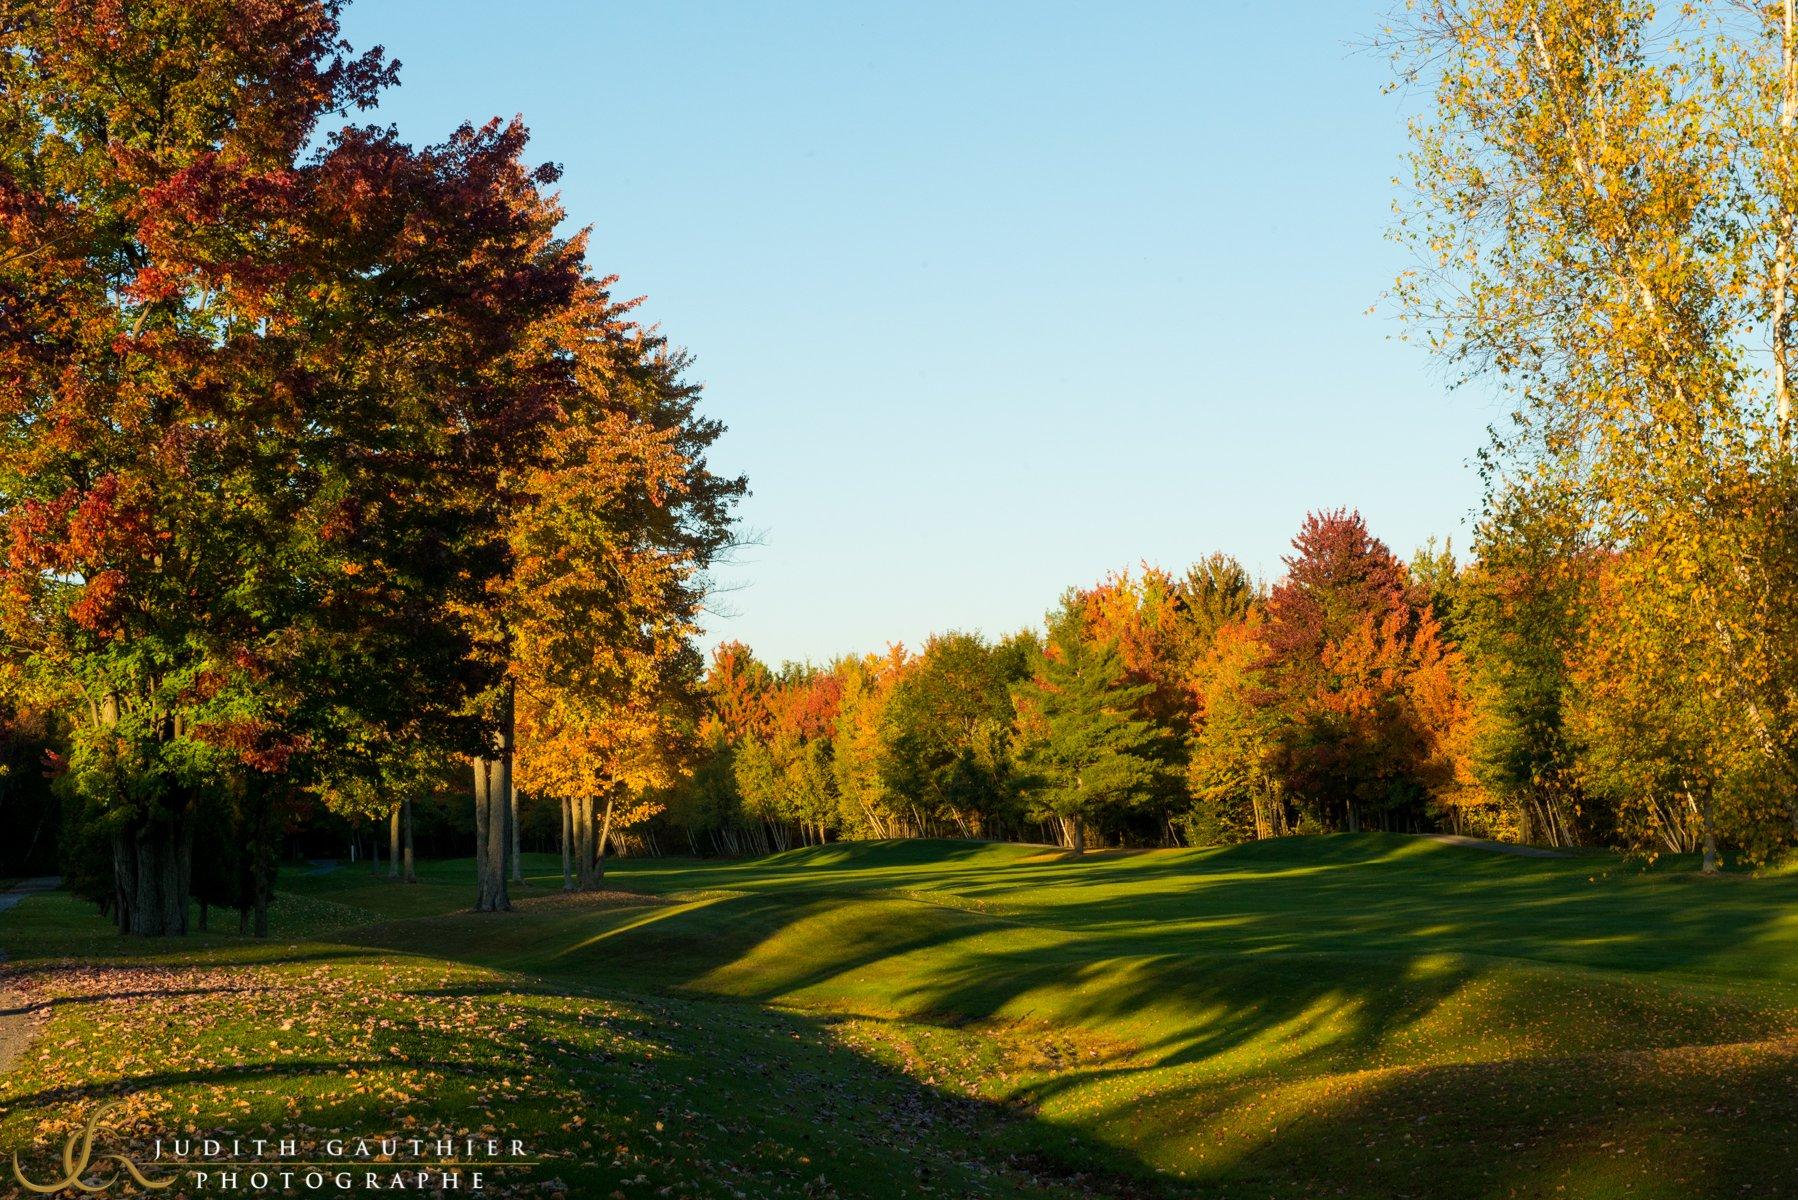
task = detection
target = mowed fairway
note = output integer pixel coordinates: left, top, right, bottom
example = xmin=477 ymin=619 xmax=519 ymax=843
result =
xmin=9 ymin=836 xmax=1798 ymax=1198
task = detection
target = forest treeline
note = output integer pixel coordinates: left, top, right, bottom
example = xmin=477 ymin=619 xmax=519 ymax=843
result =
xmin=645 ymin=498 xmax=1790 ymax=865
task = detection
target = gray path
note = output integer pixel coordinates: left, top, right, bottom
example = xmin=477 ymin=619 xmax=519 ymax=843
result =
xmin=0 ymin=876 xmax=60 ymax=913
xmin=0 ymin=876 xmax=56 ymax=1071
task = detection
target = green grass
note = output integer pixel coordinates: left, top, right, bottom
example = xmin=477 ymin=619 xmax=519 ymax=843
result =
xmin=8 ymin=835 xmax=1798 ymax=1198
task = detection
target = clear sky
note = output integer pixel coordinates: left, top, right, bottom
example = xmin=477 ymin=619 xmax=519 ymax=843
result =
xmin=339 ymin=0 xmax=1496 ymax=666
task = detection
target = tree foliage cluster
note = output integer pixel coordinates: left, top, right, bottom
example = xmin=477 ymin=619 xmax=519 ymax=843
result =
xmin=1384 ymin=0 xmax=1798 ymax=871
xmin=1 ymin=0 xmax=740 ymax=933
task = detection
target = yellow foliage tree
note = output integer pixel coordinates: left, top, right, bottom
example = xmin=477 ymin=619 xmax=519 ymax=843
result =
xmin=1393 ymin=0 xmax=1798 ymax=860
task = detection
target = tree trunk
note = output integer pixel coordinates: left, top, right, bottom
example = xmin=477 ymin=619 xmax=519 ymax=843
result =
xmin=112 ymin=810 xmax=194 ymax=937
xmin=561 ymin=795 xmax=574 ymax=891
xmin=483 ymin=760 xmax=510 ymax=909
xmin=595 ymin=792 xmax=616 ymax=885
xmin=388 ymin=804 xmax=401 ymax=879
xmin=1692 ymin=785 xmax=1720 ymax=875
xmin=509 ymin=776 xmax=523 ymax=884
xmin=1070 ymin=815 xmax=1085 ymax=855
xmin=251 ymin=795 xmax=273 ymax=939
xmin=575 ymin=793 xmax=596 ymax=890
xmin=484 ymin=686 xmax=514 ymax=910
xmin=498 ymin=760 xmax=512 ymax=883
xmin=472 ymin=756 xmax=492 ymax=907
xmin=402 ymin=795 xmax=416 ymax=883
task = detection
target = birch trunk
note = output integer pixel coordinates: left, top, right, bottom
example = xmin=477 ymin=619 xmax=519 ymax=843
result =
xmin=1690 ymin=784 xmax=1720 ymax=875
xmin=595 ymin=792 xmax=616 ymax=884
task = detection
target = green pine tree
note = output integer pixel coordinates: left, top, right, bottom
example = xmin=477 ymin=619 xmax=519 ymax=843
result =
xmin=1012 ymin=615 xmax=1167 ymax=854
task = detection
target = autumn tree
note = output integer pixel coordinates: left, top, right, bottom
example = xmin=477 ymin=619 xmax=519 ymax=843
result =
xmin=1258 ymin=510 xmax=1463 ymax=832
xmin=675 ymin=643 xmax=776 ymax=851
xmin=700 ymin=660 xmax=843 ymax=855
xmin=1186 ymin=611 xmax=1284 ymax=843
xmin=0 ymin=1 xmax=596 ymax=933
xmin=706 ymin=642 xmax=777 ymax=745
xmin=765 ymin=667 xmax=844 ymax=847
xmin=1452 ymin=490 xmax=1597 ymax=844
xmin=831 ymin=647 xmax=910 ymax=838
xmin=664 ymin=720 xmax=743 ymax=854
xmin=1392 ymin=0 xmax=1798 ymax=859
xmin=517 ymin=692 xmax=684 ymax=889
xmin=507 ymin=306 xmax=743 ymax=895
xmin=1072 ymin=569 xmax=1198 ymax=728
xmin=1409 ymin=538 xmax=1461 ymax=637
xmin=1177 ymin=553 xmax=1261 ymax=647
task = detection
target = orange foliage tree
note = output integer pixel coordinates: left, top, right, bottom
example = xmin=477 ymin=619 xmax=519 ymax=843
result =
xmin=1256 ymin=510 xmax=1472 ymax=834
xmin=506 ymin=298 xmax=743 ymax=894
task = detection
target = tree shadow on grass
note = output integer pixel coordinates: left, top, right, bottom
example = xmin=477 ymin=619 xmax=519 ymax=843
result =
xmin=343 ymin=845 xmax=1798 ymax=1200
xmin=1105 ymin=1030 xmax=1798 ymax=1199
xmin=0 ymin=959 xmax=1165 ymax=1200
xmin=0 ymin=984 xmax=273 ymax=1017
xmin=596 ymin=835 xmax=1798 ymax=987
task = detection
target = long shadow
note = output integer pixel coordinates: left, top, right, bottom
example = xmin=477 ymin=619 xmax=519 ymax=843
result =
xmin=621 ymin=835 xmax=1798 ymax=983
xmin=0 ymin=947 xmax=373 ymax=983
xmin=478 ymin=837 xmax=1798 ymax=1195
xmin=388 ymin=840 xmax=1798 ymax=1086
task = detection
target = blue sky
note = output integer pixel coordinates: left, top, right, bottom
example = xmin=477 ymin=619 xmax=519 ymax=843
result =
xmin=340 ymin=0 xmax=1495 ymax=666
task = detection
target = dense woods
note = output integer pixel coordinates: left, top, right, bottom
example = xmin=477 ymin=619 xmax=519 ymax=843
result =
xmin=10 ymin=0 xmax=1798 ymax=938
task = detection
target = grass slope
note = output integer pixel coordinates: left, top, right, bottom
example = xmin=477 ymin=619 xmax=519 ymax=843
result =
xmin=8 ymin=835 xmax=1798 ymax=1198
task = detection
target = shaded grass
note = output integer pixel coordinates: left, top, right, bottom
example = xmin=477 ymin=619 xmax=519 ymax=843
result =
xmin=0 ymin=891 xmax=1113 ymax=1199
